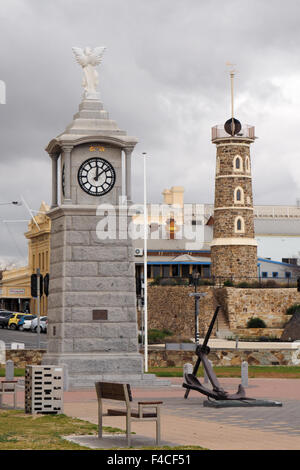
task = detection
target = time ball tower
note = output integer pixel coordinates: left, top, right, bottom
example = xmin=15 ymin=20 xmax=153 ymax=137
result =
xmin=210 ymin=68 xmax=258 ymax=282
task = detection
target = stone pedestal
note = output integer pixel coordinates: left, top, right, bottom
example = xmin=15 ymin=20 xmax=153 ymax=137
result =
xmin=42 ymin=206 xmax=154 ymax=388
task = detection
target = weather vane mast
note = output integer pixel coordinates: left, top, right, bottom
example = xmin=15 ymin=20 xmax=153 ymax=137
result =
xmin=224 ymin=62 xmax=241 ymax=136
xmin=226 ymin=62 xmax=236 ymax=121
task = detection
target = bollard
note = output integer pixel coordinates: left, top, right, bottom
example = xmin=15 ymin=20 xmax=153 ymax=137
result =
xmin=204 ymin=360 xmax=213 ymax=384
xmin=183 ymin=363 xmax=193 ymax=379
xmin=62 ymin=364 xmax=69 ymax=391
xmin=241 ymin=361 xmax=248 ymax=388
xmin=5 ymin=360 xmax=14 ymax=381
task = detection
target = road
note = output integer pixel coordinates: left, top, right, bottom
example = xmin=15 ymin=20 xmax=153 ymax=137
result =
xmin=0 ymin=328 xmax=48 ymax=350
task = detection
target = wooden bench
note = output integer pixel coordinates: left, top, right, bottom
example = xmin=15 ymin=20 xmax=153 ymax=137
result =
xmin=95 ymin=382 xmax=162 ymax=447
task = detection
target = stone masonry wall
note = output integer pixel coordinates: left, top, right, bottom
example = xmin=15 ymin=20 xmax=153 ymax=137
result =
xmin=147 ymin=348 xmax=300 ymax=367
xmin=222 ymin=287 xmax=300 ymax=330
xmin=144 ymin=286 xmax=300 ymax=337
xmin=145 ymin=285 xmax=217 ymax=339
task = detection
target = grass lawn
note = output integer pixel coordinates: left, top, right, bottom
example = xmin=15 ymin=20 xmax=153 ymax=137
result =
xmin=0 ymin=410 xmax=205 ymax=450
xmin=0 ymin=409 xmax=105 ymax=450
xmin=2 ymin=365 xmax=300 ymax=379
xmin=0 ymin=368 xmax=25 ymax=377
xmin=149 ymin=365 xmax=300 ymax=378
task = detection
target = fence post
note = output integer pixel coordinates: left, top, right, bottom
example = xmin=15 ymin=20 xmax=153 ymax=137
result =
xmin=183 ymin=363 xmax=193 ymax=379
xmin=5 ymin=360 xmax=14 ymax=381
xmin=241 ymin=361 xmax=248 ymax=388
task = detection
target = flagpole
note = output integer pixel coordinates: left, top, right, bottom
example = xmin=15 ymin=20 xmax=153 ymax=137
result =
xmin=142 ymin=152 xmax=148 ymax=373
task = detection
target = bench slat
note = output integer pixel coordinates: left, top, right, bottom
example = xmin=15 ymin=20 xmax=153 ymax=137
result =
xmin=107 ymin=408 xmax=158 ymax=418
xmin=95 ymin=382 xmax=132 ymax=401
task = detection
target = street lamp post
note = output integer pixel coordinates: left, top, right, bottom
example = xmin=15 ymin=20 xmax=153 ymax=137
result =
xmin=190 ymin=271 xmax=206 ymax=345
xmin=142 ymin=152 xmax=149 ymax=373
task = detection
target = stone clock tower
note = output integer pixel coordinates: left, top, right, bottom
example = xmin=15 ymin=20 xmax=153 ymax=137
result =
xmin=210 ymin=118 xmax=258 ymax=283
xmin=42 ymin=48 xmax=153 ymax=388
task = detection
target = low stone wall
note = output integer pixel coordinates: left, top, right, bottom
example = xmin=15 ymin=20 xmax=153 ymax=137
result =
xmin=143 ymin=285 xmax=300 ymax=338
xmin=223 ymin=288 xmax=300 ymax=330
xmin=3 ymin=350 xmax=45 ymax=368
xmin=3 ymin=347 xmax=300 ymax=370
xmin=148 ymin=348 xmax=300 ymax=367
xmin=234 ymin=328 xmax=284 ymax=338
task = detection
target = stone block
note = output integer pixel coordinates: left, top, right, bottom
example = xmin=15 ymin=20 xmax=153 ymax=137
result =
xmin=66 ymin=276 xmax=135 ymax=292
xmin=64 ymin=292 xmax=136 ymax=308
xmin=73 ymin=338 xmax=129 ymax=353
xmin=66 ymin=231 xmax=90 ymax=245
xmin=98 ymin=261 xmax=134 ymax=277
xmin=65 ymin=262 xmax=98 ymax=277
xmin=64 ymin=324 xmax=101 ymax=338
xmin=72 ymin=246 xmax=128 ymax=262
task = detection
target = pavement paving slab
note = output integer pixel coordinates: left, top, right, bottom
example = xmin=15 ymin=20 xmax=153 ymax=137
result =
xmin=1 ymin=377 xmax=300 ymax=450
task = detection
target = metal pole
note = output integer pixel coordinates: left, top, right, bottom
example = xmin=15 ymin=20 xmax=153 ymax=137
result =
xmin=143 ymin=153 xmax=148 ymax=373
xmin=195 ymin=296 xmax=200 ymax=345
xmin=37 ymin=268 xmax=40 ymax=349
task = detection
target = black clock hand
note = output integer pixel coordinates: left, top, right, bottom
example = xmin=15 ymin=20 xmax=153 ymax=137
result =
xmin=94 ymin=168 xmax=105 ymax=182
xmin=94 ymin=165 xmax=100 ymax=181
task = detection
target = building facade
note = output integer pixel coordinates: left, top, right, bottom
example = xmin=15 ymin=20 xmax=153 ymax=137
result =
xmin=0 ymin=202 xmax=50 ymax=315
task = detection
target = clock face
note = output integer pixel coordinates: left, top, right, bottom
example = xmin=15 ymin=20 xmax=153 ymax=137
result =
xmin=77 ymin=157 xmax=116 ymax=196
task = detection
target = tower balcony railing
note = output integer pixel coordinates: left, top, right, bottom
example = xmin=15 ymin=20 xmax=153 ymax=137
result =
xmin=212 ymin=124 xmax=255 ymax=141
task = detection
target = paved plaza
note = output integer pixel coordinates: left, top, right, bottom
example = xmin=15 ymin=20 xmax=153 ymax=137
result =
xmin=2 ymin=376 xmax=299 ymax=450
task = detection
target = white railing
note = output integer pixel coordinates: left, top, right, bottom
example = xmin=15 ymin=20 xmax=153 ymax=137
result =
xmin=254 ymin=205 xmax=300 ymax=219
xmin=212 ymin=124 xmax=255 ymax=141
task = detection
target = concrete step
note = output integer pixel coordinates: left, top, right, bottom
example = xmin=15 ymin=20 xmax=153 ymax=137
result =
xmin=215 ymin=329 xmax=234 ymax=340
xmin=67 ymin=373 xmax=171 ymax=389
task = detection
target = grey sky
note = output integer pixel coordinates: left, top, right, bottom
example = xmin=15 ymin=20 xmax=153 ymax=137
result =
xmin=0 ymin=0 xmax=300 ymax=261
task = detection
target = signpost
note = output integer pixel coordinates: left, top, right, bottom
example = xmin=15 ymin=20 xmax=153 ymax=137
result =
xmin=31 ymin=269 xmax=49 ymax=349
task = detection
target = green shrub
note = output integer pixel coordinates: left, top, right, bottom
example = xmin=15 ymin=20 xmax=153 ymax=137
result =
xmin=247 ymin=317 xmax=266 ymax=328
xmin=286 ymin=304 xmax=300 ymax=315
xmin=237 ymin=281 xmax=250 ymax=288
xmin=147 ymin=328 xmax=173 ymax=344
xmin=223 ymin=280 xmax=234 ymax=287
xmin=150 ymin=276 xmax=161 ymax=286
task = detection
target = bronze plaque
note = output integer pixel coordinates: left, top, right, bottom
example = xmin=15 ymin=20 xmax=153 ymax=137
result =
xmin=93 ymin=309 xmax=108 ymax=321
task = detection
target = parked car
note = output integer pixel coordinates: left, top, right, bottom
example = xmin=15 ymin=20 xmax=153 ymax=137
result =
xmin=0 ymin=311 xmax=13 ymax=329
xmin=31 ymin=316 xmax=48 ymax=333
xmin=8 ymin=312 xmax=32 ymax=330
xmin=19 ymin=315 xmax=37 ymax=331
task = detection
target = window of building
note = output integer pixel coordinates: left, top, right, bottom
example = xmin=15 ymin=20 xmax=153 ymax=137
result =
xmin=272 ymin=272 xmax=278 ymax=278
xmin=152 ymin=265 xmax=161 ymax=278
xmin=233 ymin=155 xmax=243 ymax=172
xmin=172 ymin=265 xmax=180 ymax=277
xmin=216 ymin=156 xmax=220 ymax=174
xmin=234 ymin=186 xmax=244 ymax=204
xmin=235 ymin=216 xmax=245 ymax=233
xmin=147 ymin=265 xmax=152 ymax=278
xmin=162 ymin=264 xmax=170 ymax=277
xmin=182 ymin=265 xmax=190 ymax=278
xmin=262 ymin=272 xmax=268 ymax=278
xmin=203 ymin=266 xmax=210 ymax=278
xmin=245 ymin=156 xmax=250 ymax=172
xmin=285 ymin=272 xmax=291 ymax=278
xmin=192 ymin=265 xmax=201 ymax=275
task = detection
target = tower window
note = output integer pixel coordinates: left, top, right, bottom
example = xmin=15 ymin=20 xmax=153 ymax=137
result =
xmin=233 ymin=155 xmax=243 ymax=172
xmin=235 ymin=216 xmax=245 ymax=233
xmin=234 ymin=186 xmax=244 ymax=204
xmin=245 ymin=156 xmax=250 ymax=172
